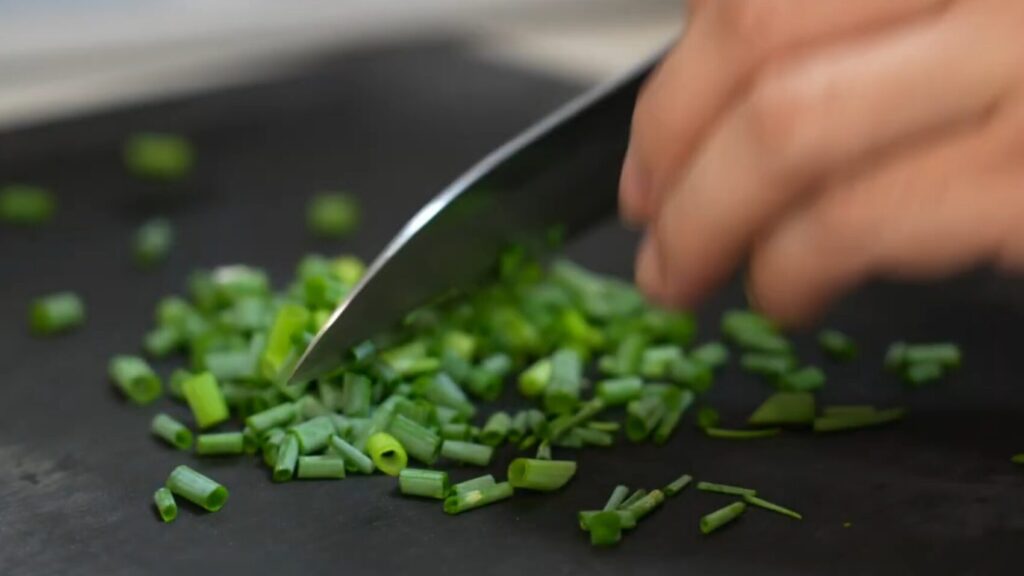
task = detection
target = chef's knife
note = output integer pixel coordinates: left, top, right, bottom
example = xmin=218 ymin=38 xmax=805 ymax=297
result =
xmin=289 ymin=54 xmax=658 ymax=384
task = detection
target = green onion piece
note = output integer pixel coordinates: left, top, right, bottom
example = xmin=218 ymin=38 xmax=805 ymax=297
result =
xmin=297 ymin=455 xmax=347 ymax=479
xmin=242 ymin=427 xmax=259 ymax=454
xmin=744 ymin=495 xmax=802 ymax=520
xmin=480 ymin=411 xmax=512 ymax=446
xmin=574 ymin=427 xmax=614 ymax=447
xmin=387 ymin=414 xmax=441 ymax=465
xmin=30 ymin=292 xmax=86 ymax=336
xmin=697 ymin=481 xmax=757 ymax=497
xmin=624 ymin=488 xmax=665 ymax=520
xmin=262 ymin=428 xmax=286 ymax=467
xmin=670 ymin=356 xmax=714 ymax=392
xmin=307 ymin=192 xmax=359 ymax=237
xmin=903 ymin=362 xmax=944 ymax=386
xmin=196 ymin=432 xmax=245 ymax=456
xmin=0 ymin=184 xmax=55 ymax=224
xmin=273 ymin=434 xmax=300 ymax=482
xmin=144 ymin=326 xmax=181 ymax=358
xmin=640 ymin=345 xmax=684 ymax=379
xmin=544 ymin=348 xmax=583 ymax=413
xmin=509 ymin=410 xmax=529 ymax=442
xmin=443 ymin=481 xmax=514 ymax=515
xmin=653 ymin=388 xmax=695 ymax=444
xmin=690 ymin=341 xmax=730 ymax=369
xmin=399 ymin=468 xmax=449 ymax=499
xmin=338 ymin=373 xmax=372 ymax=416
xmin=168 ymin=368 xmax=191 ymax=399
xmin=536 ymin=440 xmax=552 ymax=460
xmin=441 ymin=423 xmax=472 ymax=441
xmin=885 ymin=341 xmax=908 ymax=371
xmin=665 ymin=473 xmax=693 ymax=496
xmin=288 ymin=415 xmax=335 ymax=454
xmin=740 ymin=353 xmax=796 ymax=378
xmin=182 ymin=372 xmax=229 ymax=429
xmin=618 ymin=489 xmax=647 ymax=510
xmin=109 ymin=355 xmax=163 ymax=405
xmin=440 ymin=440 xmax=493 ymax=467
xmin=548 ymin=398 xmax=605 ymax=441
xmin=507 ymin=458 xmax=577 ymax=491
xmin=604 ymin=334 xmax=648 ymax=376
xmin=813 ymin=408 xmax=905 ymax=433
xmin=748 ymin=392 xmax=816 ymax=426
xmin=452 ymin=474 xmax=496 ymax=496
xmin=603 ymin=485 xmax=631 ymax=511
xmin=579 ymin=510 xmax=637 ymax=531
xmin=1011 ymin=454 xmax=1024 ymax=465
xmin=124 ymin=133 xmax=194 ymax=180
xmin=700 ymin=502 xmax=747 ymax=535
xmin=329 ymin=435 xmax=375 ymax=474
xmin=721 ymin=310 xmax=790 ymax=353
xmin=904 ymin=343 xmax=961 ymax=369
xmin=588 ymin=420 xmax=621 ymax=433
xmin=818 ymin=329 xmax=857 ymax=361
xmin=134 ymin=218 xmax=174 ymax=268
xmin=260 ymin=304 xmax=310 ymax=380
xmin=778 ymin=366 xmax=826 ymax=392
xmin=596 ymin=376 xmax=643 ymax=406
xmin=696 ymin=406 xmax=720 ymax=430
xmin=822 ymin=405 xmax=878 ymax=417
xmin=467 ymin=353 xmax=512 ymax=401
xmin=245 ymin=402 xmax=296 ymax=434
xmin=365 ymin=432 xmax=408 ymax=476
xmin=414 ymin=373 xmax=474 ymax=419
xmin=165 ymin=465 xmax=228 ymax=512
xmin=552 ymin=429 xmax=584 ymax=449
xmin=153 ymin=487 xmax=177 ymax=523
xmin=625 ymin=394 xmax=665 ymax=442
xmin=524 ymin=409 xmax=547 ymax=436
xmin=588 ymin=511 xmax=623 ymax=547
xmin=705 ymin=427 xmax=781 ymax=439
xmin=518 ymin=435 xmax=537 ymax=451
xmin=150 ymin=413 xmax=193 ymax=450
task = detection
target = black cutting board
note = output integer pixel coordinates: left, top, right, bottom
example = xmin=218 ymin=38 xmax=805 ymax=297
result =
xmin=0 ymin=41 xmax=1020 ymax=576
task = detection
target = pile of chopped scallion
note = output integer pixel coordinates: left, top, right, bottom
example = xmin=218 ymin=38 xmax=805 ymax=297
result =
xmin=111 ymin=248 xmax=963 ymax=544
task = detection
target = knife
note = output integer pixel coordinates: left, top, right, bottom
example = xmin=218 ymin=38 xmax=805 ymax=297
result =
xmin=289 ymin=54 xmax=658 ymax=384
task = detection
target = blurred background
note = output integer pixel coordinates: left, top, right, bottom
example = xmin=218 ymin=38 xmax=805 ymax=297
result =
xmin=0 ymin=0 xmax=683 ymax=130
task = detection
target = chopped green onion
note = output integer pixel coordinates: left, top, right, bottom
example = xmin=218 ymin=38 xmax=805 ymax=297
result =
xmin=182 ymin=372 xmax=229 ymax=429
xmin=508 ymin=410 xmax=529 ymax=442
xmin=697 ymin=481 xmax=757 ymax=497
xmin=109 ymin=355 xmax=163 ymax=405
xmin=329 ymin=435 xmax=375 ymax=474
xmin=690 ymin=342 xmax=730 ymax=369
xmin=467 ymin=353 xmax=512 ymax=401
xmin=440 ymin=440 xmax=493 ymax=467
xmin=1011 ymin=454 xmax=1024 ymax=465
xmin=624 ymin=488 xmax=665 ymax=520
xmin=700 ymin=502 xmax=747 ymax=535
xmin=151 ymin=413 xmax=193 ymax=450
xmin=387 ymin=414 xmax=441 ymax=465
xmin=822 ymin=405 xmax=878 ymax=417
xmin=640 ymin=345 xmax=683 ymax=379
xmin=30 ymin=292 xmax=86 ymax=336
xmin=579 ymin=509 xmax=636 ymax=531
xmin=0 ymin=184 xmax=55 ymax=224
xmin=196 ymin=432 xmax=245 ymax=456
xmin=740 ymin=353 xmax=796 ymax=378
xmin=124 ymin=133 xmax=194 ymax=181
xmin=144 ymin=326 xmax=181 ymax=358
xmin=602 ymin=333 xmax=648 ymax=376
xmin=134 ymin=218 xmax=174 ymax=268
xmin=625 ymin=394 xmax=665 ymax=442
xmin=507 ymin=458 xmax=577 ymax=491
xmin=904 ymin=343 xmax=961 ymax=369
xmin=818 ymin=330 xmax=857 ymax=361
xmin=696 ymin=406 xmax=720 ymax=430
xmin=670 ymin=356 xmax=713 ymax=392
xmin=153 ymin=487 xmax=177 ymax=523
xmin=167 ymin=368 xmax=191 ymax=399
xmin=245 ymin=402 xmax=296 ymax=434
xmin=587 ymin=511 xmax=623 ymax=547
xmin=722 ymin=310 xmax=790 ymax=353
xmin=443 ymin=481 xmax=514 ymax=515
xmin=288 ymin=415 xmax=335 ymax=454
xmin=744 ymin=495 xmax=802 ymax=520
xmin=307 ymin=192 xmax=359 ymax=238
xmin=262 ymin=428 xmax=286 ymax=467
xmin=543 ymin=349 xmax=583 ymax=413
xmin=748 ymin=392 xmax=815 ymax=426
xmin=440 ymin=423 xmax=473 ymax=441
xmin=705 ymin=427 xmax=781 ymax=439
xmin=603 ymin=485 xmax=630 ymax=511
xmin=399 ymin=468 xmax=449 ymax=499
xmin=548 ymin=398 xmax=605 ymax=441
xmin=480 ymin=411 xmax=512 ymax=446
xmin=165 ymin=465 xmax=228 ymax=512
xmin=653 ymin=388 xmax=695 ymax=444
xmin=813 ymin=408 xmax=905 ymax=433
xmin=339 ymin=373 xmax=372 ymax=417
xmin=414 ymin=373 xmax=474 ymax=419
xmin=588 ymin=420 xmax=621 ymax=433
xmin=778 ymin=366 xmax=826 ymax=392
xmin=297 ymin=455 xmax=347 ymax=479
xmin=536 ymin=440 xmax=552 ymax=460
xmin=665 ymin=473 xmax=693 ymax=496
xmin=574 ymin=427 xmax=614 ymax=447
xmin=452 ymin=474 xmax=496 ymax=496
xmin=903 ymin=362 xmax=944 ymax=386
xmin=273 ymin=434 xmax=300 ymax=482
xmin=618 ymin=489 xmax=647 ymax=510
xmin=596 ymin=377 xmax=643 ymax=406
xmin=885 ymin=341 xmax=908 ymax=371
xmin=260 ymin=304 xmax=310 ymax=381
xmin=366 ymin=432 xmax=408 ymax=476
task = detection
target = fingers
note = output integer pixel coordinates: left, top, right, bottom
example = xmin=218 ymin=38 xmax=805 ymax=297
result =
xmin=747 ymin=105 xmax=1024 ymax=326
xmin=620 ymin=0 xmax=948 ymax=224
xmin=637 ymin=5 xmax=1018 ymax=308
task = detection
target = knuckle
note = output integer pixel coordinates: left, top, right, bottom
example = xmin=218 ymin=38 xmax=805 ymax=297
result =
xmin=742 ymin=70 xmax=813 ymax=163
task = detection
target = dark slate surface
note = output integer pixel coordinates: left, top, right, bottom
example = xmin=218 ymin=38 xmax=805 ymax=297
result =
xmin=0 ymin=41 xmax=1020 ymax=576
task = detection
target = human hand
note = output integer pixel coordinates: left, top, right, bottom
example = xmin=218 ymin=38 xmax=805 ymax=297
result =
xmin=621 ymin=0 xmax=1024 ymax=325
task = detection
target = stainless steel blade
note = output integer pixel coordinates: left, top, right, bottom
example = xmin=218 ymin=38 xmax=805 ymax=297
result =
xmin=289 ymin=55 xmax=657 ymax=384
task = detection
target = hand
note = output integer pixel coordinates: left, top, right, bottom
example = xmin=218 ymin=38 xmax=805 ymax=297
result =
xmin=621 ymin=0 xmax=1024 ymax=325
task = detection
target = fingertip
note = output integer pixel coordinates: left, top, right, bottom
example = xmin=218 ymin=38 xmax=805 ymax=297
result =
xmin=619 ymin=148 xmax=652 ymax=226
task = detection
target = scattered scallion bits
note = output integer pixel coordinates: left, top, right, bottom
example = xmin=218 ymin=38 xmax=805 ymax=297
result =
xmin=1 ymin=184 xmax=55 ymax=224
xmin=329 ymin=435 xmax=374 ymax=474
xmin=818 ymin=329 xmax=857 ymax=361
xmin=625 ymin=394 xmax=665 ymax=442
xmin=479 ymin=411 xmax=512 ymax=446
xmin=124 ymin=133 xmax=194 ymax=181
xmin=153 ymin=487 xmax=177 ymax=523
xmin=151 ymin=413 xmax=193 ymax=450
xmin=508 ymin=458 xmax=577 ymax=491
xmin=705 ymin=427 xmax=781 ymax=440
xmin=399 ymin=468 xmax=448 ymax=499
xmin=30 ymin=292 xmax=85 ymax=336
xmin=813 ymin=407 xmax=905 ymax=433
xmin=700 ymin=501 xmax=746 ymax=535
xmin=587 ymin=511 xmax=623 ymax=547
xmin=109 ymin=355 xmax=163 ymax=405
xmin=777 ymin=366 xmax=826 ymax=392
xmin=181 ymin=372 xmax=229 ymax=429
xmin=165 ymin=465 xmax=228 ymax=512
xmin=440 ymin=440 xmax=493 ymax=467
xmin=748 ymin=392 xmax=815 ymax=426
xmin=696 ymin=481 xmax=757 ymax=497
xmin=134 ymin=218 xmax=174 ymax=268
xmin=603 ymin=485 xmax=630 ymax=511
xmin=307 ymin=192 xmax=359 ymax=238
xmin=664 ymin=474 xmax=693 ymax=496
xmin=196 ymin=432 xmax=245 ymax=456
xmin=366 ymin=432 xmax=407 ymax=476
xmin=696 ymin=406 xmax=720 ymax=430
xmin=443 ymin=481 xmax=514 ymax=514
xmin=297 ymin=456 xmax=346 ymax=479
xmin=273 ymin=434 xmax=300 ymax=482
xmin=1011 ymin=454 xmax=1024 ymax=465
xmin=387 ymin=414 xmax=441 ymax=465
xmin=596 ymin=376 xmax=643 ymax=407
xmin=744 ymin=495 xmax=802 ymax=520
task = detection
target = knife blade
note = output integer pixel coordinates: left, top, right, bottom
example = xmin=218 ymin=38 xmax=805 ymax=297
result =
xmin=289 ymin=55 xmax=658 ymax=384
